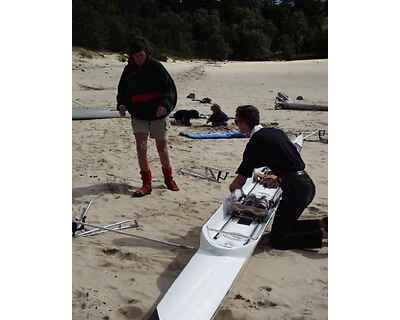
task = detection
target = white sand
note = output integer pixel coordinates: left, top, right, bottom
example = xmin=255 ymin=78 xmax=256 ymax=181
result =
xmin=73 ymin=49 xmax=328 ymax=320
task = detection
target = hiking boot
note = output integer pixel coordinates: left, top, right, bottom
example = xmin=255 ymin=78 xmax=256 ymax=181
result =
xmin=162 ymin=167 xmax=179 ymax=191
xmin=132 ymin=170 xmax=152 ymax=197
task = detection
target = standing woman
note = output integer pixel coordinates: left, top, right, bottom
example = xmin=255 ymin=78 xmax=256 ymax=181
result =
xmin=117 ymin=37 xmax=179 ymax=197
xmin=230 ymin=105 xmax=327 ymax=250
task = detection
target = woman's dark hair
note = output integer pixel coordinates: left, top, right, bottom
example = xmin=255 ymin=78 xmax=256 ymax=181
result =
xmin=235 ymin=105 xmax=260 ymax=129
xmin=211 ymin=104 xmax=222 ymax=113
xmin=128 ymin=37 xmax=151 ymax=56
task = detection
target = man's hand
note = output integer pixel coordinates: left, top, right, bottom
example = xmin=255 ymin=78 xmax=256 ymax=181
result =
xmin=156 ymin=105 xmax=168 ymax=118
xmin=256 ymin=172 xmax=280 ymax=188
xmin=118 ymin=104 xmax=127 ymax=117
xmin=229 ymin=174 xmax=247 ymax=193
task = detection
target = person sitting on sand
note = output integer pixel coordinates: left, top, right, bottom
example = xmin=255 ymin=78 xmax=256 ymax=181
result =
xmin=206 ymin=104 xmax=229 ymax=127
xmin=229 ymin=105 xmax=327 ymax=250
xmin=116 ymin=37 xmax=179 ymax=197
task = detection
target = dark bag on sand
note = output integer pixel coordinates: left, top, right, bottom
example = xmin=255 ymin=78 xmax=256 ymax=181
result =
xmin=173 ymin=110 xmax=200 ymax=126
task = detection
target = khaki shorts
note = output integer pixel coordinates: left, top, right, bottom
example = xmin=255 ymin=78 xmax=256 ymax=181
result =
xmin=131 ymin=117 xmax=169 ymax=139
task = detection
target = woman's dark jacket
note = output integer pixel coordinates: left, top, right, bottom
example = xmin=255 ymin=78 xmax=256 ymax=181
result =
xmin=208 ymin=111 xmax=229 ymax=126
xmin=117 ymin=57 xmax=177 ymax=120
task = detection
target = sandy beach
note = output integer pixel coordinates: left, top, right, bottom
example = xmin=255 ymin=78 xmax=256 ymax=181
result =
xmin=72 ymin=49 xmax=328 ymax=320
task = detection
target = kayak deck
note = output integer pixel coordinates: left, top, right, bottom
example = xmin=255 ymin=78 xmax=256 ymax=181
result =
xmin=155 ymin=249 xmax=248 ymax=320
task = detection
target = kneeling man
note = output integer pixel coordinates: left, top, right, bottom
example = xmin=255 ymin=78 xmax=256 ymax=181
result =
xmin=230 ymin=105 xmax=327 ymax=250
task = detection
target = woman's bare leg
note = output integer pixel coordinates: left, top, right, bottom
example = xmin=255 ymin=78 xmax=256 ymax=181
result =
xmin=135 ymin=133 xmax=150 ymax=171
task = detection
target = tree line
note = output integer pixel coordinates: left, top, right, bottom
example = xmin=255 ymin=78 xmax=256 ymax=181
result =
xmin=73 ymin=0 xmax=328 ymax=61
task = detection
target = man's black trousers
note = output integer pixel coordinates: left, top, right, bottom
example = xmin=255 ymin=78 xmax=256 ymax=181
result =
xmin=270 ymin=172 xmax=322 ymax=250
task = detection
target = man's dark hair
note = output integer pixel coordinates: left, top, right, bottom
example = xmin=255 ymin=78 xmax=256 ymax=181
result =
xmin=235 ymin=105 xmax=260 ymax=129
xmin=129 ymin=37 xmax=151 ymax=55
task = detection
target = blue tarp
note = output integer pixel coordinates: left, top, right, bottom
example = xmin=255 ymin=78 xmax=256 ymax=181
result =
xmin=179 ymin=129 xmax=246 ymax=140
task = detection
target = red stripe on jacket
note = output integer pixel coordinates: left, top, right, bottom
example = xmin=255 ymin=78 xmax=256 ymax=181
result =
xmin=131 ymin=92 xmax=161 ymax=103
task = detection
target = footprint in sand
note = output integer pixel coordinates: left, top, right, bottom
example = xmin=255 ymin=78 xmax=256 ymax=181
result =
xmin=127 ymin=298 xmax=139 ymax=304
xmin=302 ymin=299 xmax=314 ymax=317
xmin=119 ymin=306 xmax=144 ymax=319
xmin=99 ymin=261 xmax=114 ymax=268
xmin=102 ymin=248 xmax=120 ymax=255
xmin=256 ymin=299 xmax=278 ymax=308
xmin=101 ymin=247 xmax=137 ymax=260
xmin=73 ymin=288 xmax=106 ymax=316
xmin=73 ymin=288 xmax=86 ymax=300
xmin=233 ymin=292 xmax=280 ymax=310
xmin=307 ymin=205 xmax=322 ymax=214
xmin=214 ymin=309 xmax=244 ymax=320
xmin=233 ymin=293 xmax=251 ymax=304
xmin=315 ymin=202 xmax=328 ymax=209
xmin=259 ymin=286 xmax=273 ymax=293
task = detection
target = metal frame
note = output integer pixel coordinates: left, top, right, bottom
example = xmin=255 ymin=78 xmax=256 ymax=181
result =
xmin=208 ymin=222 xmax=263 ymax=242
xmin=75 ymin=220 xmax=138 ymax=237
xmin=178 ymin=166 xmax=230 ymax=183
xmin=212 ymin=216 xmax=234 ymax=240
xmin=303 ymin=129 xmax=328 ymax=143
xmin=82 ymin=223 xmax=137 ymax=237
xmin=74 ymin=221 xmax=194 ymax=250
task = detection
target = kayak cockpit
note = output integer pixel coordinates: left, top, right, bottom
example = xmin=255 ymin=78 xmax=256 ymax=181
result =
xmin=200 ymin=166 xmax=282 ymax=254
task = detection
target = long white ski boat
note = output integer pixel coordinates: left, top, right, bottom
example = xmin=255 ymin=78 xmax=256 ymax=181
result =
xmin=72 ymin=107 xmax=125 ymax=120
xmin=149 ymin=135 xmax=304 ymax=320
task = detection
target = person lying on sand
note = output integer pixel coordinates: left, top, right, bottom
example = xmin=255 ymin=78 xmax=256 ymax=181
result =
xmin=206 ymin=104 xmax=229 ymax=127
xmin=229 ymin=105 xmax=327 ymax=250
xmin=116 ymin=37 xmax=179 ymax=197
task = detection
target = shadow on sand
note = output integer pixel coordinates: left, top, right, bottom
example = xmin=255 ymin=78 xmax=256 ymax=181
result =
xmin=72 ymin=182 xmax=168 ymax=200
xmin=254 ymin=234 xmax=328 ymax=259
xmin=73 ymin=182 xmax=134 ymax=198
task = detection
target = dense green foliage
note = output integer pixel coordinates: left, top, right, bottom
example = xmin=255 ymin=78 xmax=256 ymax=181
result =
xmin=73 ymin=0 xmax=327 ymax=60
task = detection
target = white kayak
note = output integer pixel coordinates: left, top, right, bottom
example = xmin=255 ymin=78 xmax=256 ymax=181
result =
xmin=72 ymin=107 xmax=125 ymax=120
xmin=149 ymin=135 xmax=304 ymax=320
